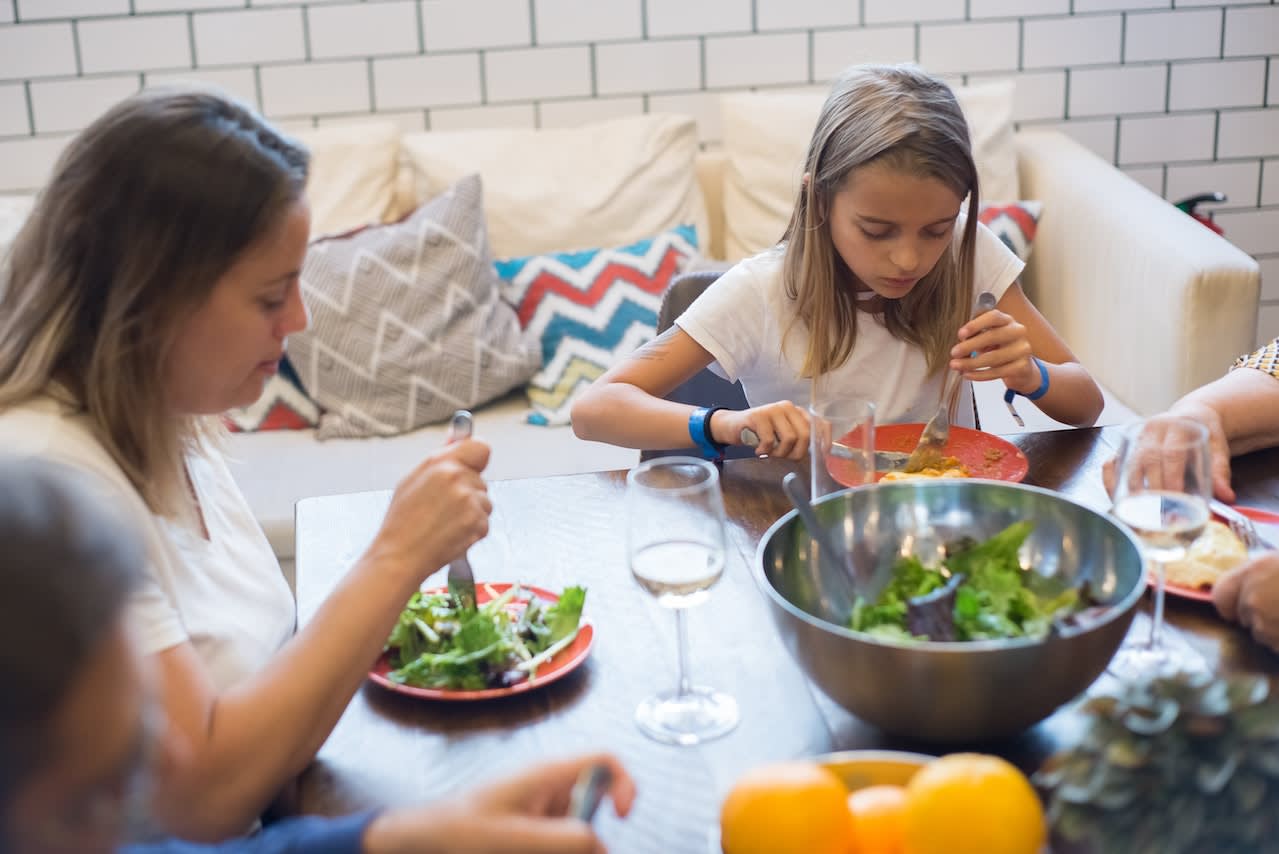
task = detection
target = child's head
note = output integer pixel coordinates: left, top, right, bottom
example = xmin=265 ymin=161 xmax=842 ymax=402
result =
xmin=783 ymin=64 xmax=980 ymax=379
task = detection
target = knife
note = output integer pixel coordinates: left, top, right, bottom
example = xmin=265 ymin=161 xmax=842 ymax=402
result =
xmin=740 ymin=427 xmax=907 ymax=471
xmin=446 ymin=410 xmax=478 ymax=614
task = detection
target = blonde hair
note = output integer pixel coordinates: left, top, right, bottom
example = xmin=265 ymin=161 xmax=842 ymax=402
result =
xmin=0 ymin=88 xmax=309 ymax=515
xmin=782 ymin=63 xmax=979 ymax=379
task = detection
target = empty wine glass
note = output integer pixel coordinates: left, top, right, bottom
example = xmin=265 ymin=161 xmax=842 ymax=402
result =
xmin=625 ymin=456 xmax=737 ymax=745
xmin=1109 ymin=415 xmax=1211 ymax=677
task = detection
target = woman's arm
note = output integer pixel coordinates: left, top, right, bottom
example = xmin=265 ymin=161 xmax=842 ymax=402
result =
xmin=149 ymin=440 xmax=493 ymax=841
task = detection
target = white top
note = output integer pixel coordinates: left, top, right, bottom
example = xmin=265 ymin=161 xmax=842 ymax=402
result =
xmin=0 ymin=397 xmax=295 ymax=692
xmin=675 ymin=218 xmax=1025 ymax=427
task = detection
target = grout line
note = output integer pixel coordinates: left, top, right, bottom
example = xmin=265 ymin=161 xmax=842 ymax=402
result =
xmin=1118 ymin=13 xmax=1125 ymax=65
xmin=640 ymin=0 xmax=647 ymax=39
xmin=1112 ymin=116 xmax=1121 ymax=166
xmin=188 ymin=12 xmax=197 ymax=68
xmin=589 ymin=42 xmax=597 ymax=97
xmin=22 ymin=79 xmax=34 ymax=136
xmin=1259 ymin=159 xmax=1265 ymax=209
xmin=699 ymin=35 xmax=706 ymax=90
xmin=366 ymin=57 xmax=375 ymax=112
xmin=859 ymin=0 xmax=865 ymax=27
xmin=807 ymin=30 xmax=813 ymax=84
xmin=913 ymin=23 xmax=920 ymax=63
xmin=1164 ymin=62 xmax=1170 ymax=112
xmin=71 ymin=19 xmax=82 ymax=76
xmin=1212 ymin=109 xmax=1220 ymax=160
xmin=1160 ymin=164 xmax=1167 ymax=199
xmin=301 ymin=4 xmax=311 ymax=62
xmin=751 ymin=0 xmax=757 ymax=32
xmin=415 ymin=0 xmax=424 ymax=54
xmin=528 ymin=0 xmax=536 ymax=46
xmin=253 ymin=64 xmax=263 ymax=111
xmin=1220 ymin=8 xmax=1227 ymax=60
xmin=1063 ymin=67 xmax=1070 ymax=119
xmin=1017 ymin=18 xmax=1023 ymax=72
xmin=478 ymin=49 xmax=487 ymax=103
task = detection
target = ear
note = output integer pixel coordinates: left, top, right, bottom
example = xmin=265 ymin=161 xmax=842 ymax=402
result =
xmin=801 ymin=172 xmax=811 ymax=189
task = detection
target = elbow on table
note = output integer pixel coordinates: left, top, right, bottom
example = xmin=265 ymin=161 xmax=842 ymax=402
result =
xmin=571 ymin=387 xmax=606 ymax=441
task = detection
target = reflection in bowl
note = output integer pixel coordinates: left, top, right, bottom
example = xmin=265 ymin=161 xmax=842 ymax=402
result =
xmin=754 ymin=481 xmax=1146 ymax=743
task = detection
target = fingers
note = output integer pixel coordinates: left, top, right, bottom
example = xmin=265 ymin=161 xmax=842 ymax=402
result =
xmin=436 ymin=437 xmax=492 ymax=473
xmin=1212 ymin=564 xmax=1247 ymax=622
xmin=741 ymin=402 xmax=809 ymax=460
xmin=475 ymin=753 xmax=637 ymax=820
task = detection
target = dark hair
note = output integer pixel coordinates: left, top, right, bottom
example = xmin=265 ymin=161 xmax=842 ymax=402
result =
xmin=0 ymin=456 xmax=145 ymax=817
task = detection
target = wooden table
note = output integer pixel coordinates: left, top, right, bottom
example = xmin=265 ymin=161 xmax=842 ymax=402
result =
xmin=294 ymin=427 xmax=1279 ymax=852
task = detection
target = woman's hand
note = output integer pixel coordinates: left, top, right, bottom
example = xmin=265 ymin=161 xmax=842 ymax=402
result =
xmin=363 ymin=753 xmax=637 ymax=854
xmin=949 ymin=308 xmax=1041 ymax=394
xmin=710 ymin=401 xmax=810 ymax=460
xmin=1167 ymin=400 xmax=1235 ymax=502
xmin=1213 ymin=552 xmax=1279 ymax=651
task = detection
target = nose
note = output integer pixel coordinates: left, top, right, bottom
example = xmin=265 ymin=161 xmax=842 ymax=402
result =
xmin=888 ymin=240 xmax=920 ymax=274
xmin=275 ymin=279 xmax=309 ymax=338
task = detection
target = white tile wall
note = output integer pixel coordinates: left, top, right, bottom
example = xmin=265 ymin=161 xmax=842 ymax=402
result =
xmin=1166 ymin=160 xmax=1261 ymax=209
xmin=596 ymin=39 xmax=700 ymax=96
xmin=1223 ymin=6 xmax=1279 ymax=58
xmin=145 ymin=67 xmax=259 ymax=108
xmin=1069 ymin=64 xmax=1166 ymax=117
xmin=16 ymin=0 xmax=127 ymax=19
xmin=0 ymin=135 xmax=71 ymax=192
xmin=307 ymin=2 xmax=419 ymax=61
xmin=137 ymin=0 xmax=240 ymax=10
xmin=813 ymin=27 xmax=916 ymax=78
xmin=534 ymin=0 xmax=642 ymax=44
xmin=1218 ymin=109 xmax=1279 ymax=159
xmin=30 ymin=75 xmax=138 ymax=134
xmin=865 ymin=0 xmax=964 ymax=25
xmin=1029 ymin=116 xmax=1118 ymax=161
xmin=1126 ymin=10 xmax=1222 ymax=62
xmin=645 ymin=0 xmax=751 ymax=38
xmin=484 ymin=46 xmax=591 ymax=102
xmin=1263 ymin=159 xmax=1278 ymax=207
xmin=970 ymin=0 xmax=1067 ymax=18
xmin=79 ymin=16 xmax=192 ymax=75
xmin=1076 ymin=0 xmax=1167 ymax=9
xmin=539 ymin=95 xmax=643 ymax=127
xmin=1023 ymin=16 xmax=1123 ymax=69
xmin=0 ymin=23 xmax=77 ymax=79
xmin=705 ymin=33 xmax=808 ymax=89
xmin=428 ymin=102 xmax=535 ymax=131
xmin=1257 ymin=303 xmax=1279 ymax=347
xmin=920 ymin=21 xmax=1019 ymax=74
xmin=1008 ymin=70 xmax=1067 ymax=122
xmin=1270 ymin=59 xmax=1278 ymax=107
xmin=1119 ymin=112 xmax=1216 ymax=163
xmin=1170 ymin=59 xmax=1266 ymax=111
xmin=0 ymin=2 xmax=12 ymax=25
xmin=0 ymin=83 xmax=29 ymax=136
xmin=373 ymin=53 xmax=481 ymax=110
xmin=1259 ymin=256 xmax=1279 ymax=303
xmin=421 ymin=0 xmax=531 ymax=51
xmin=648 ymin=90 xmax=722 ymax=141
xmin=193 ymin=8 xmax=306 ymax=67
xmin=260 ymin=61 xmax=370 ymax=117
xmin=1122 ymin=165 xmax=1165 ymax=196
xmin=756 ymin=0 xmax=860 ymax=30
xmin=1212 ymin=207 xmax=1279 ymax=256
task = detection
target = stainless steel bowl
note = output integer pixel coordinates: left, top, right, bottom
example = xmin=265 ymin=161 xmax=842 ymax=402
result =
xmin=754 ymin=480 xmax=1146 ymax=743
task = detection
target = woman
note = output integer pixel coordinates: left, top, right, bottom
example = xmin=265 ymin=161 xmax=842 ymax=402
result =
xmin=0 ymin=89 xmax=494 ymax=840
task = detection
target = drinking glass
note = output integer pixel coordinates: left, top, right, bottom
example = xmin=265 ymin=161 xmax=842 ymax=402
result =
xmin=809 ymin=397 xmax=876 ymax=500
xmin=1109 ymin=415 xmax=1211 ymax=676
xmin=625 ymin=456 xmax=737 ymax=745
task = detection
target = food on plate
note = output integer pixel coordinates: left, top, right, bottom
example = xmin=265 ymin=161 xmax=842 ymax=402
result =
xmin=881 ymin=456 xmax=970 ymax=482
xmin=849 ymin=521 xmax=1086 ymax=642
xmin=383 ymin=584 xmax=585 ymax=691
xmin=1163 ymin=519 xmax=1248 ymax=590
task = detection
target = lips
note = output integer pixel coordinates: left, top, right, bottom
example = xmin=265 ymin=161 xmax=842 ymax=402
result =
xmin=883 ymin=277 xmax=917 ymax=288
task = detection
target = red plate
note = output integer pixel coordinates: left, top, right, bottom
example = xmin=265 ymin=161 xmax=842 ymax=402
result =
xmin=826 ymin=423 xmax=1029 ymax=487
xmin=368 ymin=583 xmax=594 ymax=701
xmin=1160 ymin=505 xmax=1279 ymax=603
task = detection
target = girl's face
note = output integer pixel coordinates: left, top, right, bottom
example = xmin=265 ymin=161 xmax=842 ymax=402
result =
xmin=166 ymin=200 xmax=311 ymax=415
xmin=826 ymin=162 xmax=964 ymax=301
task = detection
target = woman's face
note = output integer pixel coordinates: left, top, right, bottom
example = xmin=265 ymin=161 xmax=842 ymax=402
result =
xmin=166 ymin=200 xmax=311 ymax=415
xmin=826 ymin=162 xmax=964 ymax=301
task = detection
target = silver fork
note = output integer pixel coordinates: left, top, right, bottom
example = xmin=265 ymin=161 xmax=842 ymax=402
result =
xmin=446 ymin=410 xmax=479 ymax=613
xmin=1210 ymin=498 xmax=1273 ymax=553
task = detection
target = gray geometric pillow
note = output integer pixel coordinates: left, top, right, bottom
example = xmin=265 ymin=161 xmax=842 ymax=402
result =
xmin=289 ymin=174 xmax=540 ymax=440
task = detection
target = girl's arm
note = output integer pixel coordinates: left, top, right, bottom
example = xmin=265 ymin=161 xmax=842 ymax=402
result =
xmin=953 ymin=283 xmax=1104 ymax=428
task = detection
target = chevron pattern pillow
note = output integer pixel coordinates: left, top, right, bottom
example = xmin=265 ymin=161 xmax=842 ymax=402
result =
xmin=287 ymin=174 xmax=541 ymax=439
xmin=224 ymin=356 xmax=320 ymax=432
xmin=496 ymin=224 xmax=700 ymax=426
xmin=978 ymin=201 xmax=1043 ymax=262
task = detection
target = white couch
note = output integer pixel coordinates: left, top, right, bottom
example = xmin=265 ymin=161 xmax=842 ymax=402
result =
xmin=0 ymin=88 xmax=1260 ymax=560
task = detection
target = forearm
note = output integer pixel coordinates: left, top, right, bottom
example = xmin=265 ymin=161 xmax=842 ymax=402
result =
xmin=1172 ymin=368 xmax=1279 ymax=456
xmin=571 ymin=382 xmax=702 ymax=450
xmin=1017 ymin=360 xmax=1103 ymax=428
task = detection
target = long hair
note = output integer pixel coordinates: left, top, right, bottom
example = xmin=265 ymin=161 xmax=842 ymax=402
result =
xmin=782 ymin=64 xmax=979 ymax=379
xmin=0 ymin=88 xmax=309 ymax=514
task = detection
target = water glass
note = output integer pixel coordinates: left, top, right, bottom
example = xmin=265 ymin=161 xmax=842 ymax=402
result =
xmin=809 ymin=397 xmax=876 ymax=500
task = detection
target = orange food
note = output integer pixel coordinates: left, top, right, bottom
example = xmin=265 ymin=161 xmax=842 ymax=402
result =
xmin=902 ymin=753 xmax=1045 ymax=854
xmin=847 ymin=785 xmax=908 ymax=854
xmin=720 ymin=760 xmax=856 ymax=854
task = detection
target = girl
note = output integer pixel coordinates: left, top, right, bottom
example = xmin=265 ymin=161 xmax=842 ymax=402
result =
xmin=0 ymin=89 xmax=494 ymax=840
xmin=572 ymin=64 xmax=1103 ymax=459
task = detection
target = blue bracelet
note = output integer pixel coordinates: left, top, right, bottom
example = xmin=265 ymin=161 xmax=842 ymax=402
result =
xmin=688 ymin=407 xmax=726 ymax=461
xmin=1003 ymin=357 xmax=1050 ymax=406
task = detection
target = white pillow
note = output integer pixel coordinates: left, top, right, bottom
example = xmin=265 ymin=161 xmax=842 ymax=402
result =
xmin=720 ymin=79 xmax=1018 ymax=261
xmin=0 ymin=194 xmax=37 ymax=260
xmin=292 ymin=122 xmax=402 ymax=239
xmin=400 ymin=114 xmax=709 ymax=259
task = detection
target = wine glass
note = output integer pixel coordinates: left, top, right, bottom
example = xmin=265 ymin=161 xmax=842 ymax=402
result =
xmin=1109 ymin=415 xmax=1211 ymax=676
xmin=625 ymin=456 xmax=738 ymax=745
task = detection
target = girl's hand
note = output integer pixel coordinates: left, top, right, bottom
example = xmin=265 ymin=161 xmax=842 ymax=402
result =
xmin=950 ymin=309 xmax=1041 ymax=395
xmin=710 ymin=402 xmax=810 ymax=460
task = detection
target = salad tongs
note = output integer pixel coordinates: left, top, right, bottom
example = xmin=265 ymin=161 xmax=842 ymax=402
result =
xmin=446 ymin=410 xmax=479 ymax=613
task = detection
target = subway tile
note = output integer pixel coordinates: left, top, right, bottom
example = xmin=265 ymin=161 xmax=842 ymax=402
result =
xmin=813 ymin=27 xmax=916 ymax=79
xmin=1121 ymin=165 xmax=1164 ymax=197
xmin=0 ymin=134 xmax=71 ymax=192
xmin=373 ymin=53 xmax=482 ymax=110
xmin=428 ymin=102 xmax=535 ymax=131
xmin=1218 ymin=108 xmax=1279 ymax=159
xmin=645 ymin=0 xmax=751 ymax=38
xmin=649 ymin=90 xmax=721 ymax=142
xmin=1170 ymin=59 xmax=1265 ymax=111
xmin=0 ymin=82 xmax=28 ymax=135
xmin=1271 ymin=60 xmax=1278 ymax=107
xmin=704 ymin=33 xmax=807 ymax=89
xmin=1166 ymin=160 xmax=1260 ymax=209
xmin=79 ymin=15 xmax=192 ymax=74
xmin=538 ymin=95 xmax=643 ymax=127
xmin=1257 ymin=302 xmax=1279 ymax=348
xmin=260 ymin=61 xmax=370 ymax=117
xmin=596 ymin=39 xmax=700 ymax=96
xmin=137 ymin=0 xmax=241 ymax=9
xmin=30 ymin=75 xmax=139 ymax=134
xmin=865 ymin=0 xmax=964 ymax=25
xmin=0 ymin=2 xmax=11 ymax=24
xmin=919 ymin=21 xmax=1019 ymax=75
xmin=0 ymin=23 xmax=76 ymax=80
xmin=757 ymin=0 xmax=859 ymax=30
xmin=1176 ymin=0 xmax=1268 ymax=6
xmin=1211 ymin=207 xmax=1279 ymax=256
xmin=534 ymin=0 xmax=641 ymax=44
xmin=15 ymin=0 xmax=127 ymax=19
xmin=1118 ymin=112 xmax=1215 ymax=164
xmin=1028 ymin=116 xmax=1117 ymax=162
xmin=970 ymin=0 xmax=1067 ymax=18
xmin=421 ymin=0 xmax=531 ymax=51
xmin=194 ymin=8 xmax=305 ymax=67
xmin=317 ymin=110 xmax=425 ymax=133
xmin=1264 ymin=159 xmax=1278 ymax=207
xmin=1224 ymin=6 xmax=1279 ymax=58
xmin=144 ymin=67 xmax=259 ymax=108
xmin=485 ymin=46 xmax=591 ymax=102
xmin=1069 ymin=64 xmax=1166 ymax=118
xmin=1075 ymin=0 xmax=1167 ymax=10
xmin=1023 ymin=16 xmax=1122 ymax=69
xmin=1008 ymin=70 xmax=1066 ymax=122
xmin=308 ymin=1 xmax=419 ymax=61
xmin=1259 ymin=256 xmax=1279 ymax=304
xmin=1125 ymin=9 xmax=1220 ymax=62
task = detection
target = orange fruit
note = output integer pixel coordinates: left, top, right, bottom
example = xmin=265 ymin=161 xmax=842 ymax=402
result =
xmin=902 ymin=753 xmax=1045 ymax=854
xmin=720 ymin=760 xmax=856 ymax=854
xmin=847 ymin=785 xmax=908 ymax=854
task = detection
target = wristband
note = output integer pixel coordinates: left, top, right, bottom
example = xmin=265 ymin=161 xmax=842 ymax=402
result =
xmin=1003 ymin=357 xmax=1050 ymax=406
xmin=688 ymin=406 xmax=727 ymax=461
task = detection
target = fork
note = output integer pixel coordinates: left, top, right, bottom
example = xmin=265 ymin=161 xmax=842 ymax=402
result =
xmin=1210 ymin=498 xmax=1274 ymax=553
xmin=446 ymin=410 xmax=479 ymax=613
xmin=902 ymin=291 xmax=998 ymax=473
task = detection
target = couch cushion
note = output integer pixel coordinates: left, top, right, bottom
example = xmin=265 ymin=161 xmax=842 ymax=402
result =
xmin=400 ymin=114 xmax=709 ymax=259
xmin=225 ymin=356 xmax=320 ymax=432
xmin=720 ymin=79 xmax=1019 ymax=261
xmin=292 ymin=122 xmax=402 ymax=238
xmin=0 ymin=193 xmax=36 ymax=260
xmin=979 ymin=201 xmax=1042 ymax=263
xmin=288 ymin=174 xmax=540 ymax=439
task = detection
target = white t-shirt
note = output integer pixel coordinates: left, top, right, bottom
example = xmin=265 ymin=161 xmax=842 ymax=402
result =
xmin=675 ymin=218 xmax=1025 ymax=427
xmin=0 ymin=396 xmax=295 ymax=692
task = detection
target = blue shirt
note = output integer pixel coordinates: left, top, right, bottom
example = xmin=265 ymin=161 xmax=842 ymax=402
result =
xmin=121 ymin=812 xmax=376 ymax=854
